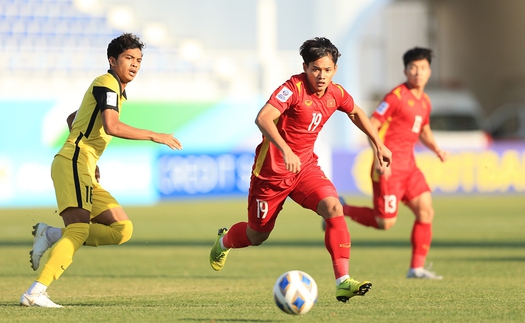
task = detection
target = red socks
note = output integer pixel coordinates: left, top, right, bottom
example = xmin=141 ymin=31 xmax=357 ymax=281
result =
xmin=222 ymin=222 xmax=252 ymax=249
xmin=223 ymin=217 xmax=355 ymax=280
xmin=344 ymin=205 xmax=379 ymax=228
xmin=411 ymin=221 xmax=432 ymax=268
xmin=324 ymin=216 xmax=350 ymax=279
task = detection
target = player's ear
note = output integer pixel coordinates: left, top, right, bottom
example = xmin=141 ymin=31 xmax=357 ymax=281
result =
xmin=303 ymin=62 xmax=308 ymax=73
xmin=108 ymin=56 xmax=116 ymax=68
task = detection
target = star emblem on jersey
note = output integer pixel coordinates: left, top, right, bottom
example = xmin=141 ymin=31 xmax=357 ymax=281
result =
xmin=327 ymin=99 xmax=335 ymax=107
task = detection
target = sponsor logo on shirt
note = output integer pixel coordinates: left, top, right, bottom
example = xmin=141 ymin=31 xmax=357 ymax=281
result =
xmin=375 ymin=101 xmax=389 ymax=115
xmin=106 ymin=92 xmax=117 ymax=107
xmin=327 ymin=99 xmax=335 ymax=107
xmin=276 ymin=86 xmax=292 ymax=102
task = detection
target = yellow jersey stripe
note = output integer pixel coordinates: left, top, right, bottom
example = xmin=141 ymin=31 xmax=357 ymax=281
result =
xmin=252 ymin=137 xmax=270 ymax=177
xmin=252 ymin=118 xmax=279 ymax=176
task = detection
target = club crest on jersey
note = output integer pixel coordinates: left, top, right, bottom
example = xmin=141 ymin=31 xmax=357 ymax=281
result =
xmin=327 ymin=99 xmax=335 ymax=107
xmin=407 ymin=99 xmax=415 ymax=106
xmin=375 ymin=101 xmax=389 ymax=115
xmin=106 ymin=92 xmax=117 ymax=107
xmin=276 ymin=86 xmax=293 ymax=102
xmin=305 ymin=100 xmax=313 ymax=106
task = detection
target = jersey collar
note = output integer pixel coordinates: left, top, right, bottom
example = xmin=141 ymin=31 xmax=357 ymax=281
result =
xmin=107 ymin=69 xmax=128 ymax=100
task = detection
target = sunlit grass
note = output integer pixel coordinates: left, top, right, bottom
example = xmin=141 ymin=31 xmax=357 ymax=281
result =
xmin=1 ymin=195 xmax=524 ymax=322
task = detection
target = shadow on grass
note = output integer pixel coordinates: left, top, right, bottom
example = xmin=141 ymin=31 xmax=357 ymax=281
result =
xmin=176 ymin=319 xmax=280 ymax=322
xmin=2 ymin=239 xmax=524 ymax=249
xmin=467 ymin=256 xmax=525 ymax=262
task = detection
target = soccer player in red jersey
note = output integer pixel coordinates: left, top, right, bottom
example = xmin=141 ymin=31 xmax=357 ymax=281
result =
xmin=209 ymin=37 xmax=392 ymax=302
xmin=339 ymin=47 xmax=448 ymax=279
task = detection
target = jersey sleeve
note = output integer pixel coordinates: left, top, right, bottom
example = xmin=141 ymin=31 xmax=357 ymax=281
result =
xmin=266 ymin=79 xmax=298 ymax=113
xmin=335 ymin=85 xmax=355 ymax=114
xmin=92 ymin=76 xmax=120 ymax=113
xmin=372 ymin=92 xmax=398 ymax=123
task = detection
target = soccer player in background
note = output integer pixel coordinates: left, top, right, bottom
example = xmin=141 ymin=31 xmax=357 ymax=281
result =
xmin=338 ymin=47 xmax=448 ymax=279
xmin=209 ymin=37 xmax=392 ymax=302
xmin=20 ymin=33 xmax=183 ymax=307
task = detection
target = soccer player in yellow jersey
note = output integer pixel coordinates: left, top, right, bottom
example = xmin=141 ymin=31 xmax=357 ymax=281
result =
xmin=20 ymin=33 xmax=182 ymax=308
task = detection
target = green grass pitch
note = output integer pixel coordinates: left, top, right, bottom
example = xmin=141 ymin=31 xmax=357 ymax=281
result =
xmin=1 ymin=195 xmax=524 ymax=322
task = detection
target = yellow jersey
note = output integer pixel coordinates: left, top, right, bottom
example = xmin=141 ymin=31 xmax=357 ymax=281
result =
xmin=56 ymin=70 xmax=127 ymax=164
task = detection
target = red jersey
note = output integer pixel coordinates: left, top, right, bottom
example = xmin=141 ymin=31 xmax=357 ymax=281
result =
xmin=372 ymin=83 xmax=431 ymax=171
xmin=252 ymin=73 xmax=355 ymax=180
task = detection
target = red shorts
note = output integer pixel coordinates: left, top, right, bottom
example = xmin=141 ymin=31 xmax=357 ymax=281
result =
xmin=247 ymin=165 xmax=338 ymax=232
xmin=371 ymin=166 xmax=430 ymax=219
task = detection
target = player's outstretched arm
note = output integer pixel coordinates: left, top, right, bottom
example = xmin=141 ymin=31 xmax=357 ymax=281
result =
xmin=255 ymin=103 xmax=301 ymax=173
xmin=419 ymin=124 xmax=448 ymax=162
xmin=101 ymin=109 xmax=183 ymax=150
xmin=348 ymin=105 xmax=392 ymax=167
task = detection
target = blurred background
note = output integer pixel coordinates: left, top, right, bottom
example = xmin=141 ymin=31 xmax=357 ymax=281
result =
xmin=1 ymin=0 xmax=524 ymax=209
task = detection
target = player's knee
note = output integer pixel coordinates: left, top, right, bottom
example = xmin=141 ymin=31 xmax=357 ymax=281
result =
xmin=111 ymin=220 xmax=133 ymax=245
xmin=416 ymin=208 xmax=434 ymax=223
xmin=317 ymin=197 xmax=342 ymax=218
xmin=250 ymin=236 xmax=268 ymax=246
xmin=248 ymin=232 xmax=270 ymax=246
xmin=333 ymin=203 xmax=343 ymax=216
xmin=376 ymin=217 xmax=397 ymax=230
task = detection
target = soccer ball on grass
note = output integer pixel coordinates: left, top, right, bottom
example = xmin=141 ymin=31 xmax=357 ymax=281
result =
xmin=273 ymin=270 xmax=318 ymax=315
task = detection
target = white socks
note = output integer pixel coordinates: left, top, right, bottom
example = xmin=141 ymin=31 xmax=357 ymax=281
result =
xmin=46 ymin=227 xmax=62 ymax=244
xmin=27 ymin=281 xmax=47 ymax=295
xmin=336 ymin=275 xmax=350 ymax=286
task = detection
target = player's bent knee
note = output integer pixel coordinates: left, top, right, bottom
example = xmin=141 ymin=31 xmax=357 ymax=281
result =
xmin=111 ymin=220 xmax=133 ymax=245
xmin=250 ymin=236 xmax=268 ymax=246
xmin=375 ymin=217 xmax=397 ymax=230
xmin=248 ymin=232 xmax=270 ymax=246
xmin=416 ymin=209 xmax=434 ymax=223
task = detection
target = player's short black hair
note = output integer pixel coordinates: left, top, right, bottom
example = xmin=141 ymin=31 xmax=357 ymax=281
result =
xmin=403 ymin=47 xmax=433 ymax=68
xmin=300 ymin=37 xmax=341 ymax=66
xmin=107 ymin=33 xmax=145 ymax=60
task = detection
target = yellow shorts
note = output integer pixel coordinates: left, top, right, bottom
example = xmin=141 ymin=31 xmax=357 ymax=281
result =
xmin=51 ymin=154 xmax=120 ymax=218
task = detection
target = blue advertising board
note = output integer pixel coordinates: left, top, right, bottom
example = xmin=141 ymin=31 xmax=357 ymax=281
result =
xmin=155 ymin=152 xmax=255 ymax=198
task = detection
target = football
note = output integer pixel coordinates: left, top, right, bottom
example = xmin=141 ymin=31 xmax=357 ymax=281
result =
xmin=273 ymin=270 xmax=318 ymax=315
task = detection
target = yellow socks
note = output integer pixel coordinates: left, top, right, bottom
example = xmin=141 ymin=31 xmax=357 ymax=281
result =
xmin=35 ymin=221 xmax=133 ymax=286
xmin=84 ymin=220 xmax=133 ymax=247
xmin=36 ymin=223 xmax=89 ymax=286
